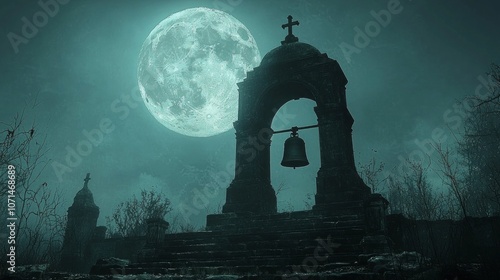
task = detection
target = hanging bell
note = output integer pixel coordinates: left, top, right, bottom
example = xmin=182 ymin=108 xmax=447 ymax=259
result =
xmin=281 ymin=132 xmax=309 ymax=168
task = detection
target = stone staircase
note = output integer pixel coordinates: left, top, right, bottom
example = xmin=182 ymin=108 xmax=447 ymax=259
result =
xmin=96 ymin=203 xmax=377 ymax=277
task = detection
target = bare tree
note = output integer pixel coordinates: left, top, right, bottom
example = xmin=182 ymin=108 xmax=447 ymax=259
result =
xmin=406 ymin=162 xmax=442 ymax=220
xmin=458 ymin=63 xmax=500 ymax=217
xmin=16 ymin=183 xmax=65 ymax=265
xmin=359 ymin=157 xmax=387 ymax=193
xmin=385 ymin=159 xmax=443 ymax=220
xmin=0 ymin=105 xmax=65 ymax=267
xmin=0 ymin=111 xmax=47 ymax=197
xmin=106 ymin=188 xmax=172 ymax=237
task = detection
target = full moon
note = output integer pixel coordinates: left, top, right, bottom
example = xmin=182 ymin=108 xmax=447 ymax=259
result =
xmin=137 ymin=7 xmax=261 ymax=137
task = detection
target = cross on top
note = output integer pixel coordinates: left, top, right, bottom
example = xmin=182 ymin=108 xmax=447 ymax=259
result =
xmin=83 ymin=173 xmax=91 ymax=187
xmin=281 ymin=15 xmax=299 ymax=44
xmin=282 ymin=15 xmax=299 ymax=36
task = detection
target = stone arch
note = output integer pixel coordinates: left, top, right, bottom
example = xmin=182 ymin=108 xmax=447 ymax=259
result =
xmin=221 ymin=41 xmax=371 ymax=215
xmin=254 ymin=79 xmax=319 ymax=127
xmin=270 ymin=97 xmax=320 ymax=211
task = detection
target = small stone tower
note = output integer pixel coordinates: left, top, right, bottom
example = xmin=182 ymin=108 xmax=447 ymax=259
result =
xmin=60 ymin=173 xmax=99 ymax=273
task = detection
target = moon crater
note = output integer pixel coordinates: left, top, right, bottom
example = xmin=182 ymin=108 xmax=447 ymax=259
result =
xmin=138 ymin=7 xmax=261 ymax=137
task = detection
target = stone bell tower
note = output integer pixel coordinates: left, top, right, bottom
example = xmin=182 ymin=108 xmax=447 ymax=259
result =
xmin=60 ymin=173 xmax=99 ymax=272
xmin=220 ymin=15 xmax=371 ymax=215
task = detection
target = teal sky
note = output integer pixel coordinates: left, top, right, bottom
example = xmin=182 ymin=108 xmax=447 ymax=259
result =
xmin=1 ymin=0 xmax=499 ymax=228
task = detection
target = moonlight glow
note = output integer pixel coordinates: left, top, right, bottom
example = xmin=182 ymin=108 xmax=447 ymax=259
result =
xmin=137 ymin=7 xmax=261 ymax=137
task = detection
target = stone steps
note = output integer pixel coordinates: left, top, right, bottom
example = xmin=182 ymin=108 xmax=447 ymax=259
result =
xmin=158 ymin=230 xmax=365 ymax=258
xmin=206 ymin=213 xmax=365 ymax=231
xmin=207 ymin=213 xmax=364 ymax=223
xmin=135 ymin=225 xmax=366 ymax=275
xmin=162 ymin=237 xmax=364 ymax=253
xmin=134 ymin=212 xmax=368 ymax=275
xmin=163 ymin=232 xmax=364 ymax=249
xmin=92 ymin=207 xmax=377 ymax=277
xmin=207 ymin=220 xmax=366 ymax=233
xmin=156 ymin=243 xmax=362 ymax=260
xmin=166 ymin=224 xmax=366 ymax=242
xmin=117 ymin=261 xmax=382 ymax=279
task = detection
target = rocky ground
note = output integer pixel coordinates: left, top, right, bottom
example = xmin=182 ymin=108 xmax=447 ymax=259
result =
xmin=2 ymin=252 xmax=499 ymax=280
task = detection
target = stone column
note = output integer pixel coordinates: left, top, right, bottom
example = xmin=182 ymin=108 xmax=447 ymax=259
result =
xmin=361 ymin=194 xmax=391 ymax=253
xmin=222 ymin=121 xmax=277 ymax=214
xmin=146 ymin=218 xmax=169 ymax=246
xmin=92 ymin=226 xmax=107 ymax=241
xmin=137 ymin=218 xmax=169 ymax=263
xmin=313 ymin=103 xmax=370 ymax=207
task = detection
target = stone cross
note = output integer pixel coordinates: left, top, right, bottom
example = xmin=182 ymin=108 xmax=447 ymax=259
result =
xmin=282 ymin=15 xmax=299 ymax=36
xmin=281 ymin=15 xmax=299 ymax=44
xmin=83 ymin=173 xmax=91 ymax=188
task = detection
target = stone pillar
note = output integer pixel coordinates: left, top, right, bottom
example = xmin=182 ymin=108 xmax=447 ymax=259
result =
xmin=138 ymin=218 xmax=169 ymax=263
xmin=222 ymin=121 xmax=277 ymax=214
xmin=364 ymin=194 xmax=388 ymax=234
xmin=361 ymin=194 xmax=391 ymax=253
xmin=92 ymin=226 xmax=107 ymax=241
xmin=146 ymin=218 xmax=169 ymax=246
xmin=313 ymin=103 xmax=370 ymax=208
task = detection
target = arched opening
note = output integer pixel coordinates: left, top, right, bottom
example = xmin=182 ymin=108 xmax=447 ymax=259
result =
xmin=220 ymin=41 xmax=370 ymax=215
xmin=271 ymin=98 xmax=319 ymax=212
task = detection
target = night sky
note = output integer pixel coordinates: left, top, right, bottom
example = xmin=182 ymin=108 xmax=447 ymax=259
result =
xmin=1 ymin=0 xmax=499 ymax=228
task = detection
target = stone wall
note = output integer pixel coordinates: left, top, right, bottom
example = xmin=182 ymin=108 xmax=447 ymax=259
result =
xmin=386 ymin=214 xmax=500 ymax=264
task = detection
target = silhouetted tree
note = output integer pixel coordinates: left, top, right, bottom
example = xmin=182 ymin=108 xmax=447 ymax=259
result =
xmin=0 ymin=105 xmax=65 ymax=267
xmin=359 ymin=157 xmax=386 ymax=193
xmin=385 ymin=160 xmax=445 ymax=220
xmin=459 ymin=64 xmax=500 ymax=216
xmin=106 ymin=188 xmax=172 ymax=237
